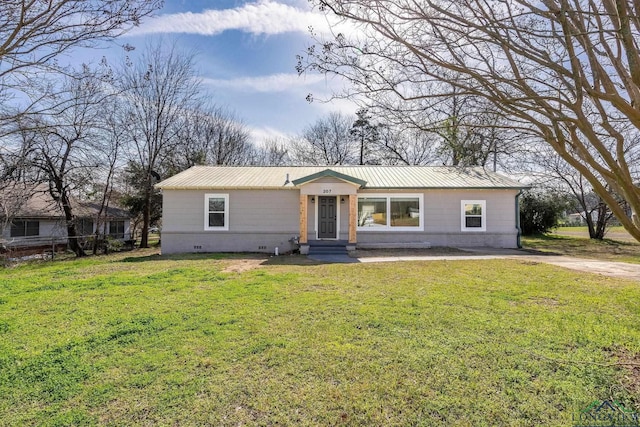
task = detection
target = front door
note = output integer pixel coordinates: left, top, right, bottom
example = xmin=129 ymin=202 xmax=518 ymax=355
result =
xmin=318 ymin=196 xmax=337 ymax=239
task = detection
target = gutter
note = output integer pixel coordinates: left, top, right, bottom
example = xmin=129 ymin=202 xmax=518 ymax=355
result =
xmin=515 ymin=189 xmax=523 ymax=248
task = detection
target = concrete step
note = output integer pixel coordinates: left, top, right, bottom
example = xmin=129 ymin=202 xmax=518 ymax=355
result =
xmin=308 ymin=248 xmax=349 ymax=255
xmin=307 ymin=240 xmax=349 ymax=247
xmin=308 ymin=243 xmax=348 ymax=255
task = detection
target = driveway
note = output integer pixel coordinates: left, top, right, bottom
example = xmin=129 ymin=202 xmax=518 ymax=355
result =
xmin=353 ymin=247 xmax=640 ymax=281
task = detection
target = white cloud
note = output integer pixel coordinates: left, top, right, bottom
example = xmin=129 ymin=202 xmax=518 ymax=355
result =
xmin=130 ymin=1 xmax=349 ymax=37
xmin=249 ymin=126 xmax=292 ymax=143
xmin=201 ymin=73 xmax=326 ymax=93
xmin=312 ymin=96 xmax=360 ymax=117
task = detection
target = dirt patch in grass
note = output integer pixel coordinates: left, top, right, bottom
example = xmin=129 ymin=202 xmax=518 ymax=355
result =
xmin=612 ymin=348 xmax=640 ymax=399
xmin=221 ymin=258 xmax=266 ymax=273
xmin=526 ymin=297 xmax=560 ymax=307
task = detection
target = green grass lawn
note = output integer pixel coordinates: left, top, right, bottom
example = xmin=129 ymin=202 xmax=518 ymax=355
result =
xmin=522 ymin=233 xmax=640 ymax=263
xmin=555 ymin=226 xmax=629 ymax=233
xmin=2 ymin=250 xmax=640 ymax=426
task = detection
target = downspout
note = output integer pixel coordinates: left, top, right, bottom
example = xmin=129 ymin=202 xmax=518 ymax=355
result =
xmin=515 ymin=189 xmax=523 ymax=248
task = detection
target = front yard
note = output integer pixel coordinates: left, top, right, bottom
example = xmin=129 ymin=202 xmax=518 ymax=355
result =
xmin=1 ymin=250 xmax=639 ymax=426
xmin=523 ymin=232 xmax=640 ymax=264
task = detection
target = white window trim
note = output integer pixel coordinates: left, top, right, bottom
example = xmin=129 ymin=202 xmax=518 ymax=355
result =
xmin=461 ymin=200 xmax=486 ymax=232
xmin=204 ymin=193 xmax=229 ymax=231
xmin=356 ymin=193 xmax=424 ymax=232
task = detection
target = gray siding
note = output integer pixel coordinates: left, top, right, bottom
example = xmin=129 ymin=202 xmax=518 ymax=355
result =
xmin=161 ymin=188 xmax=521 ymax=253
xmin=1 ymin=218 xmax=132 ymax=249
xmin=1 ymin=219 xmax=66 ymax=247
xmin=162 ymin=189 xmax=300 ymax=254
xmin=357 ymin=189 xmax=519 ymax=248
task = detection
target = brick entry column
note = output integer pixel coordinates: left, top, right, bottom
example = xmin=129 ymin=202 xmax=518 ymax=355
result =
xmin=299 ymin=194 xmax=308 ymax=244
xmin=348 ymin=194 xmax=357 ymax=244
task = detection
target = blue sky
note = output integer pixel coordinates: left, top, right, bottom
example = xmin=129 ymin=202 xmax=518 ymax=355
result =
xmin=110 ymin=0 xmax=358 ymax=143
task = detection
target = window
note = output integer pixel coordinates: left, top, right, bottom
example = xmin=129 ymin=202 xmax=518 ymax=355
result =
xmin=461 ymin=200 xmax=486 ymax=231
xmin=204 ymin=194 xmax=229 ymax=230
xmin=358 ymin=197 xmax=387 ymax=228
xmin=357 ymin=194 xmax=423 ymax=231
xmin=10 ymin=220 xmax=39 ymax=237
xmin=390 ymin=197 xmax=420 ymax=227
xmin=78 ymin=219 xmax=94 ymax=236
xmin=109 ymin=220 xmax=125 ymax=239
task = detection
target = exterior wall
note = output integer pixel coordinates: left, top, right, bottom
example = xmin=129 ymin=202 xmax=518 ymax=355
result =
xmin=0 ymin=219 xmax=67 ymax=248
xmin=356 ymin=189 xmax=520 ymax=248
xmin=162 ymin=187 xmax=520 ymax=254
xmin=162 ymin=189 xmax=300 ymax=254
xmin=1 ymin=217 xmax=132 ymax=251
xmin=305 ymin=195 xmax=314 ymax=243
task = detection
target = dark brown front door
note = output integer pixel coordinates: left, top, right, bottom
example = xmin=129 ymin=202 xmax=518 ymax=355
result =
xmin=318 ymin=196 xmax=337 ymax=239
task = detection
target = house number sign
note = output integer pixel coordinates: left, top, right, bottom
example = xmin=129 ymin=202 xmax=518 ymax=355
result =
xmin=322 ymin=189 xmax=332 ymax=194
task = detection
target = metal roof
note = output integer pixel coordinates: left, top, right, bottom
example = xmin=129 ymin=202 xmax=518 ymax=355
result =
xmin=156 ymin=166 xmax=526 ymax=190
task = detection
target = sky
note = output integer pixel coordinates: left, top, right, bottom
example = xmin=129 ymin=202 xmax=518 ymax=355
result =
xmin=110 ymin=0 xmax=358 ymax=144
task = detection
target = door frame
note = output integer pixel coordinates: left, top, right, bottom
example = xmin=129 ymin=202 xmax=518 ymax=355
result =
xmin=315 ymin=195 xmax=339 ymax=240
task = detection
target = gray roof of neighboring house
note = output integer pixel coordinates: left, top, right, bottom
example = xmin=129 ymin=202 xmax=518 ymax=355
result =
xmin=156 ymin=166 xmax=526 ymax=190
xmin=0 ymin=184 xmax=131 ymax=219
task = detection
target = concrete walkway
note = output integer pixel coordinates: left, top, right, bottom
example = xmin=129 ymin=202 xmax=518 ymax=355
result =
xmin=307 ymin=254 xmax=360 ymax=263
xmin=350 ymin=247 xmax=640 ymax=281
xmin=505 ymin=255 xmax=640 ymax=280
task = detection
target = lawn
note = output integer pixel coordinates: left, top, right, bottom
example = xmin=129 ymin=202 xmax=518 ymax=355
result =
xmin=522 ymin=233 xmax=640 ymax=264
xmin=1 ymin=250 xmax=640 ymax=426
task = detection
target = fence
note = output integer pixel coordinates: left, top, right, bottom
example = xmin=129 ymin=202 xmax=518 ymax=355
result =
xmin=0 ymin=232 xmax=136 ymax=262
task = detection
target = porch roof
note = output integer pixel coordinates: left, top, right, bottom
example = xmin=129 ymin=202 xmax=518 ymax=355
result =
xmin=291 ymin=169 xmax=367 ymax=187
xmin=156 ymin=165 xmax=526 ymax=190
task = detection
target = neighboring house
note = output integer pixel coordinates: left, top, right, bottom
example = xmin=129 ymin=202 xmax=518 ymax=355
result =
xmin=156 ymin=166 xmax=527 ymax=254
xmin=566 ymin=210 xmax=604 ymax=225
xmin=0 ymin=185 xmax=132 ymax=254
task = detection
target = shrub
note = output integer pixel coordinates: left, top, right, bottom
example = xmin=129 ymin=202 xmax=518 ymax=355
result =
xmin=520 ymin=191 xmax=572 ymax=235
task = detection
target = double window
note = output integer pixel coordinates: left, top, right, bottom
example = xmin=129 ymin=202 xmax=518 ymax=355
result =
xmin=204 ymin=194 xmax=229 ymax=230
xmin=78 ymin=219 xmax=94 ymax=236
xmin=109 ymin=220 xmax=125 ymax=239
xmin=461 ymin=200 xmax=486 ymax=231
xmin=357 ymin=194 xmax=423 ymax=231
xmin=10 ymin=220 xmax=39 ymax=237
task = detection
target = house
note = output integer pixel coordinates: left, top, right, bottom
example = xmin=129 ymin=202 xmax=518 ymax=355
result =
xmin=155 ymin=166 xmax=527 ymax=254
xmin=0 ymin=184 xmax=132 ymax=255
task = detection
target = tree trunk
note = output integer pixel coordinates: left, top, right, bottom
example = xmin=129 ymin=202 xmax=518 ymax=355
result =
xmin=593 ymin=202 xmax=609 ymax=240
xmin=140 ymin=178 xmax=151 ymax=248
xmin=60 ymin=192 xmax=86 ymax=257
xmin=585 ymin=213 xmax=597 ymax=239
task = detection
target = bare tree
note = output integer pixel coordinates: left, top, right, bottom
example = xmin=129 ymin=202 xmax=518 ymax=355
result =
xmin=253 ymin=138 xmax=291 ymax=166
xmin=0 ymin=0 xmax=161 ymax=129
xmin=534 ymin=148 xmax=619 ymax=239
xmin=88 ymin=92 xmax=127 ymax=254
xmin=290 ymin=112 xmax=355 ymax=165
xmin=173 ymin=106 xmax=254 ymax=170
xmin=12 ymin=68 xmax=110 ymax=257
xmin=376 ymin=125 xmax=440 ymax=165
xmin=170 ymin=106 xmax=254 ymax=171
xmin=119 ymin=42 xmax=202 ymax=248
xmin=300 ymin=0 xmax=640 ymax=241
